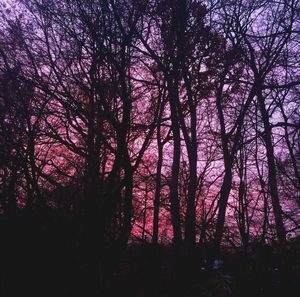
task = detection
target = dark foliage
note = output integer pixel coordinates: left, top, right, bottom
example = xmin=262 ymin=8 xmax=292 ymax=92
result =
xmin=1 ymin=210 xmax=299 ymax=297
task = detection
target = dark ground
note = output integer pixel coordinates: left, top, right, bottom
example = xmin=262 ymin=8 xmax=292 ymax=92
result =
xmin=1 ymin=212 xmax=299 ymax=297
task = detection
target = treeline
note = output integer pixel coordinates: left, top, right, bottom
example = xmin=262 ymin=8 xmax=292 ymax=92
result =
xmin=0 ymin=0 xmax=300 ymax=266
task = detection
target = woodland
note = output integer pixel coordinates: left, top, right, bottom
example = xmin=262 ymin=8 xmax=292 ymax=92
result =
xmin=0 ymin=0 xmax=300 ymax=296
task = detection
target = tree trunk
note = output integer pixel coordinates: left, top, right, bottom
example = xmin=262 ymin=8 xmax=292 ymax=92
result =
xmin=118 ymin=151 xmax=134 ymax=248
xmin=257 ymin=89 xmax=286 ymax=243
xmin=168 ymin=81 xmax=182 ymax=247
xmin=214 ymin=163 xmax=233 ymax=250
xmin=237 ymin=149 xmax=249 ymax=251
xmin=152 ymin=124 xmax=163 ymax=245
xmin=184 ymin=149 xmax=197 ymax=247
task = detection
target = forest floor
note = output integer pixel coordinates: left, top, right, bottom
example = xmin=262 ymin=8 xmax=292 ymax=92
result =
xmin=0 ymin=213 xmax=299 ymax=297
